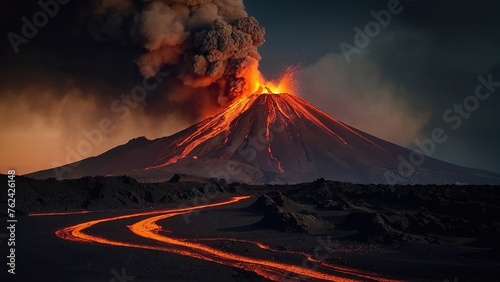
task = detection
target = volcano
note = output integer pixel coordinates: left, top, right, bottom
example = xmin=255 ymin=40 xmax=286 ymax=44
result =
xmin=30 ymin=93 xmax=500 ymax=184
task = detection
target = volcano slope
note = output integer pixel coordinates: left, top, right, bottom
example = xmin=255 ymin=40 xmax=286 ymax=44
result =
xmin=29 ymin=93 xmax=500 ymax=185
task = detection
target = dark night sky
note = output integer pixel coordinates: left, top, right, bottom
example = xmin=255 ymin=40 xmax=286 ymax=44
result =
xmin=246 ymin=1 xmax=500 ymax=174
xmin=0 ymin=0 xmax=499 ymax=174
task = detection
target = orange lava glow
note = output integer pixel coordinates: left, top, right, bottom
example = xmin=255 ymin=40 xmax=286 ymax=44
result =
xmin=29 ymin=211 xmax=91 ymax=216
xmin=144 ymin=66 xmax=301 ymax=170
xmin=247 ymin=65 xmax=299 ymax=96
xmin=141 ymin=63 xmax=300 ymax=170
xmin=144 ymin=94 xmax=260 ymax=169
xmin=54 ymin=196 xmax=402 ymax=282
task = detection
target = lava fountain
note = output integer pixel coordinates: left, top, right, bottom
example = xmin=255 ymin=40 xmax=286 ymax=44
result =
xmin=246 ymin=65 xmax=299 ymax=97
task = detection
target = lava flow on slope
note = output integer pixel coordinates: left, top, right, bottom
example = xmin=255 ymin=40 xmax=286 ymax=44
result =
xmin=29 ymin=68 xmax=500 ymax=184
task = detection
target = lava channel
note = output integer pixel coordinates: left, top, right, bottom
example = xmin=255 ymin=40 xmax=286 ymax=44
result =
xmin=54 ymin=196 xmax=401 ymax=282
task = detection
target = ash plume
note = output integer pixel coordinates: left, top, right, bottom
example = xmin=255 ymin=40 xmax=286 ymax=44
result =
xmin=89 ymin=0 xmax=265 ymax=105
xmin=0 ymin=0 xmax=267 ymax=174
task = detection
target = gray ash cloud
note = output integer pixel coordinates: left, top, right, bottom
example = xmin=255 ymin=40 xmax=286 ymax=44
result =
xmin=89 ymin=0 xmax=265 ymax=105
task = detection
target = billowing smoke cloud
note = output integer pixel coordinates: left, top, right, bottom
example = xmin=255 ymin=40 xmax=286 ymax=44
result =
xmin=0 ymin=0 xmax=267 ymax=175
xmin=89 ymin=0 xmax=265 ymax=105
xmin=301 ymin=53 xmax=430 ymax=146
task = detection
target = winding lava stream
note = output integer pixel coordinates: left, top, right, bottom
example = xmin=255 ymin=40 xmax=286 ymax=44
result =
xmin=53 ymin=196 xmax=401 ymax=281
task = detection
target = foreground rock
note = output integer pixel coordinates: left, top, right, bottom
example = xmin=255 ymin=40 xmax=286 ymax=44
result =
xmin=249 ymin=192 xmax=330 ymax=232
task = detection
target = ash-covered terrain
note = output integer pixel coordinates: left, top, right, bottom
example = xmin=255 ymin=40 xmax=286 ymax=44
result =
xmin=4 ymin=174 xmax=500 ymax=281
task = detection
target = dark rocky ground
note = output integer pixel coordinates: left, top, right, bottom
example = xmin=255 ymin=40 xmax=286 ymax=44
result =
xmin=1 ymin=174 xmax=500 ymax=281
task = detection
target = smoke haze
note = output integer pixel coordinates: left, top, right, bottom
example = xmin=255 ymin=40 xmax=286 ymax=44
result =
xmin=301 ymin=53 xmax=430 ymax=146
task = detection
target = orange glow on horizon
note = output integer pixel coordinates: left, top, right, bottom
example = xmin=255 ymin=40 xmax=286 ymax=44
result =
xmin=29 ymin=211 xmax=91 ymax=216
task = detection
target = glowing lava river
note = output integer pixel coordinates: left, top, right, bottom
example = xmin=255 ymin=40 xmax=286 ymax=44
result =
xmin=53 ymin=196 xmax=401 ymax=281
